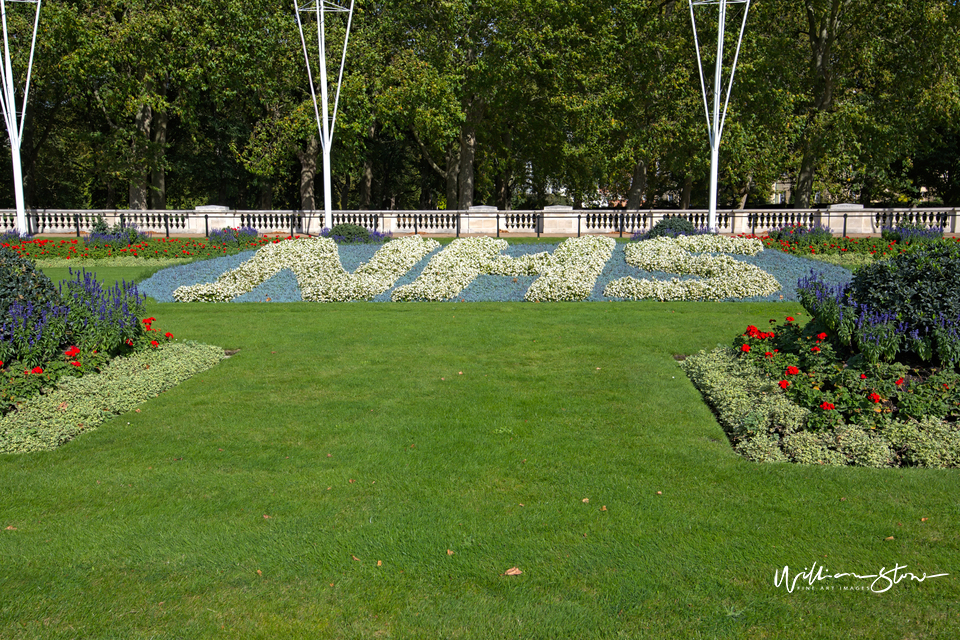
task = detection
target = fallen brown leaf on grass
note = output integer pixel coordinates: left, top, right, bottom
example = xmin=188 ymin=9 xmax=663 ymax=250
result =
xmin=601 ymin=506 xmax=607 ymax=512
xmin=377 ymin=560 xmax=382 ymax=566
xmin=447 ymin=549 xmax=455 ymax=556
xmin=4 ymin=526 xmax=15 ymax=530
xmin=582 ymin=498 xmax=589 ymax=503
xmin=884 ymin=536 xmax=895 ymax=541
xmin=352 ymin=555 xmax=361 ymax=561
xmin=504 ymin=567 xmax=522 ymax=576
xmin=922 ymin=517 xmax=928 ymax=522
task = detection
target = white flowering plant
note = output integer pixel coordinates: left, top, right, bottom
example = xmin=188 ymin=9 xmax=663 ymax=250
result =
xmin=603 ymin=235 xmax=781 ymax=301
xmin=392 ymin=235 xmax=615 ymax=302
xmin=173 ymin=236 xmax=439 ymax=303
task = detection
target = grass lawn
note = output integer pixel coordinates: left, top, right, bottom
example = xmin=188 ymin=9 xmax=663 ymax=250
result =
xmin=0 ymin=266 xmax=957 ymax=638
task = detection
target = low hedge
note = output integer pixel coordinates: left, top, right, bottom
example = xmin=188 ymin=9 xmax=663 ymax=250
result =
xmin=680 ymin=346 xmax=960 ymax=468
xmin=0 ymin=341 xmax=225 ymax=454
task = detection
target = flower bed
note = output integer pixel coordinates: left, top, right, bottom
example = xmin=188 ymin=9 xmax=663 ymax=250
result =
xmin=173 ymin=236 xmax=439 ymax=302
xmin=0 ymin=341 xmax=225 ymax=454
xmin=139 ymin=236 xmax=855 ymax=304
xmin=392 ymin=235 xmax=615 ymax=302
xmin=604 ymin=236 xmax=782 ymax=301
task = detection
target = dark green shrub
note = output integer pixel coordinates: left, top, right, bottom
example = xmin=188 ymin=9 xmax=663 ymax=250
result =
xmin=849 ymin=243 xmax=960 ymax=341
xmin=0 ymin=245 xmax=62 ymax=318
xmin=633 ymin=216 xmax=702 ymax=241
xmin=91 ymin=215 xmax=109 ymax=234
xmin=324 ymin=223 xmax=386 ymax=244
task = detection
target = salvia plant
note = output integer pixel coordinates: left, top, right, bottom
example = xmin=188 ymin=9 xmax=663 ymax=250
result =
xmin=83 ymin=224 xmax=150 ymax=249
xmin=0 ymin=300 xmax=70 ymax=367
xmin=60 ymin=269 xmax=146 ymax=353
xmin=880 ymin=222 xmax=944 ymax=245
xmin=768 ymin=223 xmax=834 ymax=244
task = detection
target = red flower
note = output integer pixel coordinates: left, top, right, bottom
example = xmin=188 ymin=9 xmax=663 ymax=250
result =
xmin=869 ymin=392 xmax=882 ymax=404
xmin=860 ymin=374 xmax=867 ymax=380
xmin=786 ymin=316 xmax=795 ymax=322
xmin=785 ymin=366 xmax=800 ymax=376
xmin=71 ymin=361 xmax=81 ymax=367
xmin=125 ymin=339 xmax=134 ymax=346
xmin=165 ymin=332 xmax=174 ymax=339
xmin=31 ymin=366 xmax=43 ymax=374
xmin=820 ymin=401 xmax=835 ymax=410
xmin=778 ymin=380 xmax=790 ymax=389
xmin=764 ymin=352 xmax=774 ymax=358
xmin=741 ymin=344 xmax=751 ymax=353
xmin=895 ymin=377 xmax=904 ymax=386
xmin=944 ymin=384 xmax=950 ymax=390
xmin=150 ymin=340 xmax=159 ymax=347
xmin=811 ymin=346 xmax=821 ymax=353
xmin=817 ymin=333 xmax=827 ymax=340
xmin=64 ymin=346 xmax=80 ymax=358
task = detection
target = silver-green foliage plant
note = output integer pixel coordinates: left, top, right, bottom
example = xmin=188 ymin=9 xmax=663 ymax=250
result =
xmin=680 ymin=346 xmax=959 ymax=468
xmin=0 ymin=342 xmax=225 ymax=454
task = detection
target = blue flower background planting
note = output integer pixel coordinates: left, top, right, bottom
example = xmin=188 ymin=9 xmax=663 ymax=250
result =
xmin=137 ymin=237 xmax=854 ymax=304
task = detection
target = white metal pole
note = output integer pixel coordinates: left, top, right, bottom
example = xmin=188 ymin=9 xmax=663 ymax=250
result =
xmin=707 ymin=0 xmax=727 ymax=233
xmin=295 ymin=0 xmax=354 ymax=231
xmin=317 ymin=5 xmax=333 ymax=229
xmin=689 ymin=0 xmax=750 ymax=233
xmin=0 ymin=1 xmax=24 ymax=234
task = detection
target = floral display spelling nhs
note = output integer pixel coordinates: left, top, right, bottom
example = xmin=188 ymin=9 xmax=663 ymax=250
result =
xmin=172 ymin=235 xmax=780 ymax=303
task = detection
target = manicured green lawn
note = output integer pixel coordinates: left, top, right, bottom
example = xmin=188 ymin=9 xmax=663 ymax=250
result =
xmin=1 ymin=270 xmax=957 ymax=638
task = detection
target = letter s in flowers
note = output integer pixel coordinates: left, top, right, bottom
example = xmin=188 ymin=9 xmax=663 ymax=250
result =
xmin=604 ymin=236 xmax=780 ymax=301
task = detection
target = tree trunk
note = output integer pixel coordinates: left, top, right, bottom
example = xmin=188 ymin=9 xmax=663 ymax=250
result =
xmin=359 ymin=124 xmax=375 ymax=209
xmin=738 ymin=174 xmax=753 ymax=209
xmin=359 ymin=161 xmax=373 ymax=209
xmin=458 ymin=124 xmax=476 ymax=209
xmin=259 ymin=183 xmax=273 ymax=210
xmin=795 ymin=142 xmax=816 ymax=208
xmin=794 ymin=0 xmax=847 ymax=209
xmin=129 ymin=102 xmax=152 ymax=210
xmin=495 ymin=170 xmax=511 ymax=211
xmin=445 ymin=143 xmax=460 ymax=209
xmin=149 ymin=110 xmax=167 ymax=210
xmin=106 ymin=183 xmax=116 ymax=210
xmin=297 ymin=135 xmax=318 ymax=211
xmin=340 ymin=174 xmax=351 ymax=210
xmin=626 ymin=160 xmax=647 ymax=210
xmin=680 ymin=174 xmax=693 ymax=209
xmin=419 ymin=155 xmax=436 ymax=209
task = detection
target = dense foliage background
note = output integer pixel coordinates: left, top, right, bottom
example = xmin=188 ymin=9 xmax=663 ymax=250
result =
xmin=1 ymin=0 xmax=958 ymax=211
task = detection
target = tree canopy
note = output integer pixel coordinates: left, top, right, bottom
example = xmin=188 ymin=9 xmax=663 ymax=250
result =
xmin=1 ymin=0 xmax=958 ymax=211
